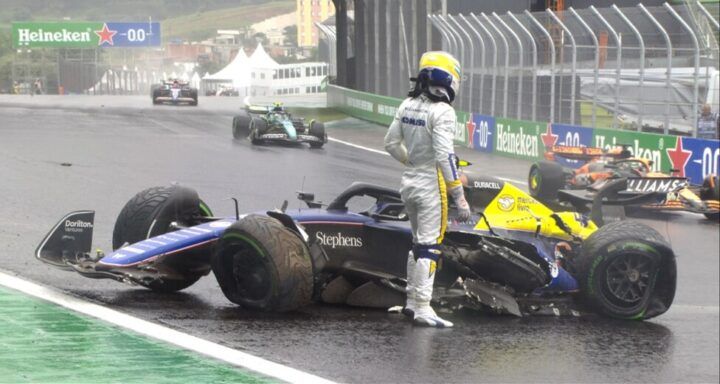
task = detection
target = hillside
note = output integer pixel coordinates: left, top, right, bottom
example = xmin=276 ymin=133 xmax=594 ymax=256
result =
xmin=163 ymin=1 xmax=295 ymax=41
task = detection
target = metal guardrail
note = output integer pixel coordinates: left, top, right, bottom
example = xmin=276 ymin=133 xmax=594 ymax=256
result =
xmin=426 ymin=2 xmax=719 ymax=136
xmin=357 ymin=1 xmax=718 ymax=136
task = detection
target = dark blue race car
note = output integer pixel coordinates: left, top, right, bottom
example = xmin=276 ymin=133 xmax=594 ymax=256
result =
xmin=37 ymin=175 xmax=677 ymax=319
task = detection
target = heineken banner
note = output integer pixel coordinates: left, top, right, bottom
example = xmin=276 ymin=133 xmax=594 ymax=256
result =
xmin=494 ymin=118 xmax=542 ymax=161
xmin=12 ymin=22 xmax=161 ymax=48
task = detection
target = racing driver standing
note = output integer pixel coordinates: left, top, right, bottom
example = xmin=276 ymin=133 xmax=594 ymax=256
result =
xmin=384 ymin=51 xmax=471 ymax=328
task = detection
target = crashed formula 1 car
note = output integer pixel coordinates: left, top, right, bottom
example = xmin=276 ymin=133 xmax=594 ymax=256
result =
xmin=529 ymin=145 xmax=720 ymax=222
xmin=37 ymin=166 xmax=677 ymax=320
xmin=151 ymin=80 xmax=199 ymax=106
xmin=231 ymin=101 xmax=326 ymax=148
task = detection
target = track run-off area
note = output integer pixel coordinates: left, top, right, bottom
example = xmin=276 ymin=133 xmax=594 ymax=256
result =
xmin=0 ymin=95 xmax=717 ymax=383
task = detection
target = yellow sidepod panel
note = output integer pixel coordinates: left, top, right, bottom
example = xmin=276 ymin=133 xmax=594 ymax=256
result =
xmin=474 ymin=182 xmax=597 ymax=241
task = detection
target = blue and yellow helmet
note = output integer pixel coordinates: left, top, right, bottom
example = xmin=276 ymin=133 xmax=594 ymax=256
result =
xmin=417 ymin=51 xmax=461 ymax=103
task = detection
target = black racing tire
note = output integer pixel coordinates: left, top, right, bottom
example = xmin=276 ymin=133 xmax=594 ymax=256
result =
xmin=112 ymin=185 xmax=213 ymax=292
xmin=211 ymin=215 xmax=313 ymax=312
xmin=232 ymin=115 xmax=251 ymax=140
xmin=308 ymin=121 xmax=326 ymax=148
xmin=528 ymin=161 xmax=565 ymax=201
xmin=190 ymin=91 xmax=198 ymax=106
xmin=700 ymin=174 xmax=720 ymax=221
xmin=249 ymin=117 xmax=267 ymax=145
xmin=573 ymin=220 xmax=676 ymax=320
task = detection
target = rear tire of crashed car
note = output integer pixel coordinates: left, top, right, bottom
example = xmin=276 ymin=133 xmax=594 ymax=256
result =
xmin=528 ymin=161 xmax=564 ymax=201
xmin=574 ymin=220 xmax=676 ymax=320
xmin=111 ymin=185 xmax=213 ymax=292
xmin=700 ymin=174 xmax=719 ymax=221
xmin=308 ymin=120 xmax=326 ymax=148
xmin=212 ymin=215 xmax=313 ymax=312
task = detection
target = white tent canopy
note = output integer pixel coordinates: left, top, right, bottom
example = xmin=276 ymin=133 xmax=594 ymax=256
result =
xmin=204 ymin=49 xmax=251 ymax=83
xmin=249 ymin=43 xmax=279 ymax=69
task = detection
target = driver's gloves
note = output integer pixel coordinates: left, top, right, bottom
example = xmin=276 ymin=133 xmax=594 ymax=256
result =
xmin=449 ymin=185 xmax=472 ymax=223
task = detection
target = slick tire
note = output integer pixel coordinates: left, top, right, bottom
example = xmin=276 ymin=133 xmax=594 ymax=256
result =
xmin=528 ymin=161 xmax=565 ymax=201
xmin=700 ymin=174 xmax=719 ymax=221
xmin=249 ymin=117 xmax=268 ymax=145
xmin=308 ymin=121 xmax=326 ymax=149
xmin=232 ymin=113 xmax=251 ymax=140
xmin=573 ymin=220 xmax=676 ymax=320
xmin=112 ymin=185 xmax=213 ymax=292
xmin=190 ymin=90 xmax=198 ymax=106
xmin=212 ymin=215 xmax=313 ymax=312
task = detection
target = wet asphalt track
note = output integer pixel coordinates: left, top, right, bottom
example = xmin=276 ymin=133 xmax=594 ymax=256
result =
xmin=0 ymin=95 xmax=718 ymax=383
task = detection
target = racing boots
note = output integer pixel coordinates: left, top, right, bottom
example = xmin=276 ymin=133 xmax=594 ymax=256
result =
xmin=402 ymin=252 xmax=417 ymax=318
xmin=409 ymin=257 xmax=453 ymax=328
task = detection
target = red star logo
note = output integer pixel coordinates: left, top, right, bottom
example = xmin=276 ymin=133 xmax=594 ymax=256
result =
xmin=540 ymin=123 xmax=558 ymax=149
xmin=466 ymin=118 xmax=476 ymax=148
xmin=95 ymin=24 xmax=117 ymax=46
xmin=666 ymin=138 xmax=692 ymax=177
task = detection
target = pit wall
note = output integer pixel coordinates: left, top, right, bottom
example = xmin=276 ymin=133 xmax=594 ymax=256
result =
xmin=328 ymin=85 xmax=720 ymax=185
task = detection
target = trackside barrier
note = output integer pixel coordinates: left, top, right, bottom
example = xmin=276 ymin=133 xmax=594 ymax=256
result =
xmin=328 ymin=85 xmax=720 ymax=184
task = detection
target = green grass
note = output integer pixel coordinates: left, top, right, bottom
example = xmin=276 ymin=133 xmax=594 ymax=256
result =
xmin=163 ymin=1 xmax=294 ymax=41
xmin=580 ymin=101 xmax=616 ymax=129
xmin=286 ymin=107 xmax=349 ymax=123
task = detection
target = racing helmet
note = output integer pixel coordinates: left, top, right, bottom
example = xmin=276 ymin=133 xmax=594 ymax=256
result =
xmin=416 ymin=51 xmax=461 ymax=103
xmin=272 ymin=101 xmax=284 ymax=112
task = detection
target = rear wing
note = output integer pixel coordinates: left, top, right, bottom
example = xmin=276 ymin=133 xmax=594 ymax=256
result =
xmin=242 ymin=96 xmax=270 ymax=114
xmin=624 ymin=177 xmax=688 ymax=194
xmin=545 ymin=145 xmax=631 ymax=161
xmin=35 ymin=211 xmax=94 ymax=269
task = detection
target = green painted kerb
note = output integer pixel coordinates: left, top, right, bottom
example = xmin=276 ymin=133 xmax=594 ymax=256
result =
xmin=0 ymin=286 xmax=275 ymax=384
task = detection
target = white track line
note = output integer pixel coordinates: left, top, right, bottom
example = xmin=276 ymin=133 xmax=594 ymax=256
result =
xmin=0 ymin=270 xmax=336 ymax=384
xmin=328 ymin=137 xmax=526 ymax=185
xmin=328 ymin=137 xmax=389 ymax=156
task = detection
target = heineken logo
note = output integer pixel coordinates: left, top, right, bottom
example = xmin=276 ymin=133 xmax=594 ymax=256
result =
xmin=16 ymin=28 xmax=92 ymax=45
xmin=496 ymin=123 xmax=539 ymax=158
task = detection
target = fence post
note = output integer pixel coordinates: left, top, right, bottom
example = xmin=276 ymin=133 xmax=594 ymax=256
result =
xmin=590 ymin=6 xmax=621 ymax=129
xmin=435 ymin=15 xmax=458 ymax=58
xmin=508 ymin=12 xmax=537 ymax=121
xmin=439 ymin=15 xmax=468 ymax=110
xmin=569 ymin=7 xmax=598 ymax=128
xmin=665 ymin=2 xmax=700 ymax=137
xmin=482 ymin=13 xmax=510 ymax=118
xmin=471 ymin=13 xmax=498 ymax=116
xmin=493 ymin=12 xmax=524 ymax=120
xmin=639 ymin=4 xmax=672 ymax=134
xmin=697 ymin=1 xmax=720 ymax=29
xmin=449 ymin=14 xmax=474 ymax=112
xmin=460 ymin=14 xmax=485 ymax=114
xmin=613 ymin=5 xmax=645 ymax=131
xmin=429 ymin=16 xmax=452 ymax=55
xmin=525 ymin=10 xmax=556 ymax=123
xmin=547 ymin=8 xmax=577 ymax=126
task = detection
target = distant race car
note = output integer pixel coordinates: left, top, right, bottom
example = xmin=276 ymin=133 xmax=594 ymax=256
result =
xmin=529 ymin=144 xmax=720 ymax=222
xmin=231 ymin=101 xmax=327 ymax=148
xmin=36 ymin=162 xmax=677 ymax=320
xmin=151 ymin=80 xmax=198 ymax=106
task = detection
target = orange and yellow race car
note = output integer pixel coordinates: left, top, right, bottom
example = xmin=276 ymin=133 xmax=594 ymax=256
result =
xmin=528 ymin=145 xmax=720 ymax=222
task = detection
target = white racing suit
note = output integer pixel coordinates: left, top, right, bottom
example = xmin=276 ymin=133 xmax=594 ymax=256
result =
xmin=384 ymin=94 xmax=464 ymax=328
